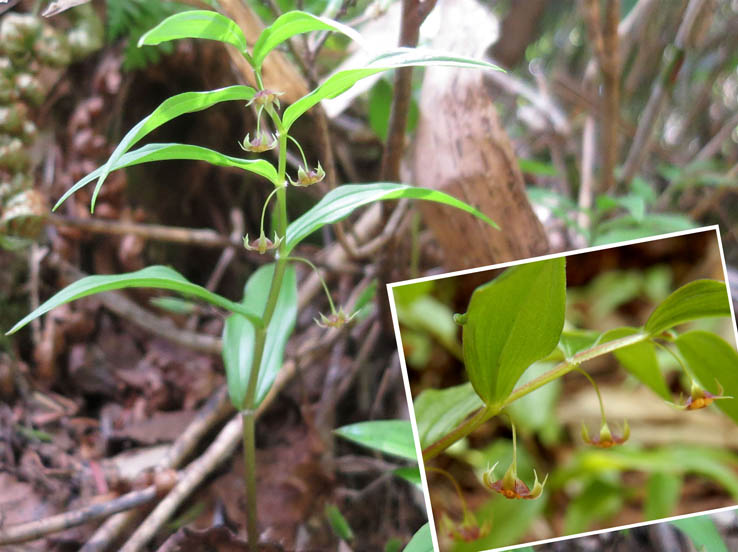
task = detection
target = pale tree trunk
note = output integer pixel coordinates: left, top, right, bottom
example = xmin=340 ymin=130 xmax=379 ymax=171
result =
xmin=413 ymin=0 xmax=548 ymax=269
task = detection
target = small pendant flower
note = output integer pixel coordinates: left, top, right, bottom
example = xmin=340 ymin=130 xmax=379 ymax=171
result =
xmin=440 ymin=512 xmax=490 ymax=543
xmin=677 ymin=380 xmax=732 ymax=411
xmin=289 ymin=163 xmax=325 ymax=187
xmin=482 ymin=422 xmax=547 ymax=500
xmin=482 ymin=461 xmax=548 ymax=500
xmin=315 ymin=306 xmax=357 ymax=329
xmin=239 ymin=132 xmax=278 ymax=153
xmin=243 ymin=231 xmax=282 ymax=254
xmin=581 ymin=419 xmax=630 ymax=448
xmin=246 ymin=89 xmax=283 ymax=111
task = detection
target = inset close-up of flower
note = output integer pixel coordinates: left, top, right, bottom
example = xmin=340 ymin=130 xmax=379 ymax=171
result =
xmin=389 ymin=228 xmax=738 ymax=552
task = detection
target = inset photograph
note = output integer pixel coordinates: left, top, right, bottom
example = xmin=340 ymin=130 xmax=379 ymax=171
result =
xmin=388 ymin=227 xmax=738 ymax=551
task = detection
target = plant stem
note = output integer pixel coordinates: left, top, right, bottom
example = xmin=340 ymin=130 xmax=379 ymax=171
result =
xmin=422 ymin=332 xmax=649 ymax=462
xmin=575 ymin=366 xmax=607 ymax=421
xmin=421 ymin=404 xmax=495 ymax=462
xmin=240 ymin=97 xmax=291 ymax=552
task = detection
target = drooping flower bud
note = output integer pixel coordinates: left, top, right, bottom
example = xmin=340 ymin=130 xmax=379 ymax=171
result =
xmin=315 ymin=307 xmax=357 ymax=329
xmin=243 ymin=231 xmax=282 ymax=254
xmin=239 ymin=132 xmax=278 ymax=153
xmin=289 ymin=163 xmax=325 ymax=187
xmin=581 ymin=419 xmax=630 ymax=448
xmin=482 ymin=461 xmax=548 ymax=500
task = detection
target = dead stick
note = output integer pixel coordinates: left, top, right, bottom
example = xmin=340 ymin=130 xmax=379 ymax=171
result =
xmin=0 ymin=486 xmax=159 ymax=545
xmin=47 ymin=213 xmax=241 ymax=250
xmin=380 ymin=0 xmax=437 ymax=182
xmin=80 ymin=386 xmax=234 ymax=552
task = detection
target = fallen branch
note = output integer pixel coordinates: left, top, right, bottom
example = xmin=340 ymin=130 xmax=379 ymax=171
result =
xmin=0 ymin=486 xmax=159 ymax=545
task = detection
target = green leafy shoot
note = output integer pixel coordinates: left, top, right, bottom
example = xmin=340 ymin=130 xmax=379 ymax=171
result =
xmin=89 ymin=86 xmax=256 ymax=211
xmin=600 ymin=327 xmax=671 ymax=400
xmin=7 ymin=266 xmax=263 ymax=335
xmin=402 ymin=523 xmax=433 ymax=552
xmin=334 ymin=420 xmax=417 ymax=461
xmin=645 ymin=279 xmax=731 ymax=335
xmin=671 ymin=515 xmax=729 ymax=552
xmin=285 ymin=183 xmax=498 ymax=253
xmin=283 ymin=48 xmax=502 ymax=131
xmin=54 ymin=143 xmax=279 ymax=210
xmin=138 ymin=10 xmax=249 ymax=52
xmin=252 ymin=10 xmax=365 ymax=72
xmin=460 ymin=257 xmax=566 ymax=405
xmin=222 ymin=264 xmax=297 ymax=409
xmin=324 ymin=504 xmax=354 ymax=542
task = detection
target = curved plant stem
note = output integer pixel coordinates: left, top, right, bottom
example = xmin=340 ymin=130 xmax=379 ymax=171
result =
xmin=574 ymin=366 xmax=607 ymax=421
xmin=422 ymin=332 xmax=648 ymax=462
xmin=426 ymin=466 xmax=472 ymax=519
xmin=286 ymin=256 xmax=336 ymax=314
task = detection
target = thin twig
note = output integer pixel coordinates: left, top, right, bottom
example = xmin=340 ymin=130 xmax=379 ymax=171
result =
xmin=577 ymin=114 xmax=596 ymax=241
xmin=693 ymin=110 xmax=738 ymax=163
xmin=0 ymin=486 xmax=161 ymax=545
xmin=380 ymin=0 xmax=437 ymax=182
xmin=46 ymin=213 xmax=244 ymax=250
xmin=80 ymin=386 xmax=234 ymax=552
xmin=580 ymin=0 xmax=621 ymax=192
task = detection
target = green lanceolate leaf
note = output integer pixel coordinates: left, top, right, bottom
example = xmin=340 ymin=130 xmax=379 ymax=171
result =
xmin=285 ymin=183 xmax=497 ymax=253
xmin=645 ymin=279 xmax=731 ymax=336
xmin=138 ymin=10 xmax=248 ymax=52
xmin=282 ymin=48 xmax=502 ymax=131
xmin=402 ymin=523 xmax=433 ymax=552
xmin=222 ymin=264 xmax=297 ymax=410
xmin=324 ymin=504 xmax=354 ymax=541
xmin=7 ymin=266 xmax=262 ymax=335
xmin=600 ymin=327 xmax=671 ymax=400
xmin=645 ymin=472 xmax=682 ymax=520
xmin=334 ymin=420 xmax=417 ymax=461
xmin=393 ymin=466 xmax=422 ymax=488
xmin=675 ymin=330 xmax=738 ymax=424
xmin=671 ymin=515 xmax=729 ymax=552
xmin=460 ymin=257 xmax=566 ymax=406
xmin=89 ymin=86 xmax=257 ymax=211
xmin=55 ymin=143 xmax=279 ymax=209
xmin=413 ymin=383 xmax=483 ymax=449
xmin=252 ymin=10 xmax=364 ymax=72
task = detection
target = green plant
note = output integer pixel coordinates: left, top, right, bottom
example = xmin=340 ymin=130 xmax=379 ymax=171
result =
xmin=335 ymin=419 xmax=428 ymax=549
xmin=5 ymin=7 xmax=501 ymax=548
xmin=397 ymin=254 xmax=737 ymax=545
